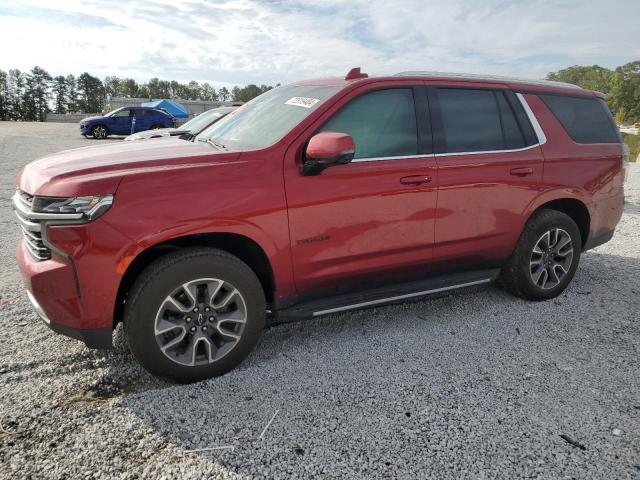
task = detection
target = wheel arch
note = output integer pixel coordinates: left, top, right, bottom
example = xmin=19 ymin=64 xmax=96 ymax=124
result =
xmin=113 ymin=232 xmax=276 ymax=327
xmin=526 ymin=197 xmax=591 ymax=249
xmin=92 ymin=123 xmax=110 ymax=136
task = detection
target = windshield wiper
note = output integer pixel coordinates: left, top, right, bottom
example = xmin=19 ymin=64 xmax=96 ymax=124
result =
xmin=197 ymin=137 xmax=227 ymax=150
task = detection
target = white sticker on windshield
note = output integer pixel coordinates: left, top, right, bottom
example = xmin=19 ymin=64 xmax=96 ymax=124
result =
xmin=285 ymin=97 xmax=320 ymax=108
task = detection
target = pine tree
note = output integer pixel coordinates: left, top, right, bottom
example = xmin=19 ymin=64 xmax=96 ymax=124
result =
xmin=8 ymin=69 xmax=25 ymax=120
xmin=218 ymin=87 xmax=230 ymax=102
xmin=21 ymin=67 xmax=52 ymax=121
xmin=52 ymin=76 xmax=68 ymax=114
xmin=66 ymin=74 xmax=78 ymax=112
xmin=0 ymin=70 xmax=8 ymax=120
xmin=77 ymin=72 xmax=105 ymax=113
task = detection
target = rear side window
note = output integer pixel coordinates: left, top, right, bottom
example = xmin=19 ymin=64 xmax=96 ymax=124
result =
xmin=436 ymin=88 xmax=527 ymax=153
xmin=132 ymin=109 xmax=145 ymax=117
xmin=539 ymin=94 xmax=620 ymax=144
xmin=320 ymin=89 xmax=418 ymax=159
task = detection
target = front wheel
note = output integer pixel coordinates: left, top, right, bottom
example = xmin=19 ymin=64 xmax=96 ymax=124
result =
xmin=501 ymin=209 xmax=582 ymax=301
xmin=124 ymin=248 xmax=266 ymax=383
xmin=91 ymin=124 xmax=108 ymax=139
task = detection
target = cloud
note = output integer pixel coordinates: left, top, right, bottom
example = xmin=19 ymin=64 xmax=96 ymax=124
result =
xmin=0 ymin=0 xmax=638 ymax=87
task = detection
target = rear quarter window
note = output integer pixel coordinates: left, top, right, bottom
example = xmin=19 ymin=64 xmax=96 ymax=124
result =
xmin=539 ymin=94 xmax=620 ymax=144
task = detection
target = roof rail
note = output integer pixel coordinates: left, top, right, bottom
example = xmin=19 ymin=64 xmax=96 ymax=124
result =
xmin=393 ymin=71 xmax=582 ymax=89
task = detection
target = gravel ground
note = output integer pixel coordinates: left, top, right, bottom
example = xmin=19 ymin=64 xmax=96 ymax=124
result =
xmin=0 ymin=121 xmax=639 ymax=479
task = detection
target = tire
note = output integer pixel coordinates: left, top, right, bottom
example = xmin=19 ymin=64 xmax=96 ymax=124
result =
xmin=500 ymin=209 xmax=581 ymax=301
xmin=124 ymin=247 xmax=266 ymax=383
xmin=91 ymin=124 xmax=108 ymax=139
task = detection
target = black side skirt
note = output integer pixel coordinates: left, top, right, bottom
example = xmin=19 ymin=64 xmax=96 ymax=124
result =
xmin=274 ymin=268 xmax=500 ymax=323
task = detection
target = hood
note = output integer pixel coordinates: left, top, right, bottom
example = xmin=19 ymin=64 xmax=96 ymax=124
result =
xmin=17 ymin=138 xmax=240 ymax=197
xmin=125 ymin=128 xmax=181 ymax=141
xmin=80 ymin=115 xmax=106 ymax=123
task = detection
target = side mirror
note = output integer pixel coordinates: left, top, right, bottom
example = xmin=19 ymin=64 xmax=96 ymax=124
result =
xmin=302 ymin=131 xmax=355 ymax=176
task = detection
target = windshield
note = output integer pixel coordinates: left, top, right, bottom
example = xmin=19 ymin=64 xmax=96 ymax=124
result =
xmin=104 ymin=108 xmax=123 ymax=117
xmin=196 ymin=85 xmax=341 ymax=150
xmin=180 ymin=107 xmax=236 ymax=134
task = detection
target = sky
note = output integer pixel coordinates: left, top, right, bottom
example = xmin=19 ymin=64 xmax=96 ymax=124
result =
xmin=0 ymin=0 xmax=639 ymax=88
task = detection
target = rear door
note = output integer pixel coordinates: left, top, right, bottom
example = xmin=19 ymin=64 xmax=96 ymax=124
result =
xmin=283 ymin=83 xmax=438 ymax=293
xmin=428 ymin=84 xmax=543 ymax=268
xmin=131 ymin=108 xmax=148 ymax=132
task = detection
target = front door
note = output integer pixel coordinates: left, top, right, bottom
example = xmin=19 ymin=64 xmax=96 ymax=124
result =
xmin=110 ymin=108 xmax=132 ymax=135
xmin=284 ymin=85 xmax=438 ymax=293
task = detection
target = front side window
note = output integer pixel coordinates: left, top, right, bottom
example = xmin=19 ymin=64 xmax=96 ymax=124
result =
xmin=320 ymin=89 xmax=418 ymax=159
xmin=437 ymin=88 xmax=526 ymax=153
xmin=197 ymin=85 xmax=341 ymax=150
xmin=111 ymin=109 xmax=130 ymax=118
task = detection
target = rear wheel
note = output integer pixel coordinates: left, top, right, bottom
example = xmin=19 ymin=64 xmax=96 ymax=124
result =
xmin=501 ymin=209 xmax=581 ymax=300
xmin=91 ymin=124 xmax=108 ymax=139
xmin=124 ymin=248 xmax=266 ymax=383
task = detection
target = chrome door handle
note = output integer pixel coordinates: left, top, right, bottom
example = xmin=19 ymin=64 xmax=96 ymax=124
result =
xmin=400 ymin=175 xmax=432 ymax=186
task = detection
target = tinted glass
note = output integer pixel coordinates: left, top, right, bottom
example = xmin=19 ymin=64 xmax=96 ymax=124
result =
xmin=180 ymin=107 xmax=235 ymax=133
xmin=131 ymin=109 xmax=144 ymax=117
xmin=197 ymin=85 xmax=341 ymax=150
xmin=539 ymin=94 xmax=620 ymax=143
xmin=112 ymin=109 xmax=130 ymax=118
xmin=320 ymin=89 xmax=418 ymax=159
xmin=495 ymin=92 xmax=526 ymax=149
xmin=437 ymin=88 xmax=505 ymax=153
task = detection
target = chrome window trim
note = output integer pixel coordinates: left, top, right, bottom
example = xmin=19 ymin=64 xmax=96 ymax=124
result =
xmin=434 ymin=143 xmax=541 ymax=158
xmin=516 ymin=92 xmax=547 ymax=145
xmin=352 ymin=153 xmax=435 ymax=163
xmin=344 ymin=93 xmax=546 ymax=162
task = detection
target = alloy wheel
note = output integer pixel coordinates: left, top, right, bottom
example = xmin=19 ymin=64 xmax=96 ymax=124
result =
xmin=154 ymin=278 xmax=247 ymax=366
xmin=93 ymin=126 xmax=107 ymax=139
xmin=529 ymin=228 xmax=574 ymax=290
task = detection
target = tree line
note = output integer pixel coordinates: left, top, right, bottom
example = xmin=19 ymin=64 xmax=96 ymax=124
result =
xmin=0 ymin=66 xmax=275 ymax=121
xmin=2 ymin=61 xmax=638 ymax=123
xmin=546 ymin=60 xmax=640 ymax=124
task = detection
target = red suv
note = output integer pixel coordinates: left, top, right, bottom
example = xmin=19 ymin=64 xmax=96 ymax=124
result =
xmin=14 ymin=68 xmax=625 ymax=382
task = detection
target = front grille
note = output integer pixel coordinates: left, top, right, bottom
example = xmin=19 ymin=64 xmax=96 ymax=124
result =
xmin=17 ymin=190 xmax=34 ymax=210
xmin=20 ymin=225 xmax=51 ymax=260
xmin=13 ymin=190 xmax=52 ymax=261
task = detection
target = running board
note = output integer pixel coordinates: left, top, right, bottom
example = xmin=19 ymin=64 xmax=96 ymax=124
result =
xmin=275 ymin=268 xmax=499 ymax=322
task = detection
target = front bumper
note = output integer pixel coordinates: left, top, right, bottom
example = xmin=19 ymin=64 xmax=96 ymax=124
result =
xmin=26 ymin=287 xmax=112 ymax=348
xmin=18 ymin=241 xmax=115 ymax=349
xmin=80 ymin=123 xmax=90 ymax=135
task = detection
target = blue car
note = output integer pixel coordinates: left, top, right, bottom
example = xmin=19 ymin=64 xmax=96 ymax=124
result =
xmin=80 ymin=107 xmax=175 ymax=139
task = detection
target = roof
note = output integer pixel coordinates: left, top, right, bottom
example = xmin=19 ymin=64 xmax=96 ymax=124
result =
xmin=291 ymin=68 xmax=590 ymax=96
xmin=141 ymin=99 xmax=189 ymax=118
xmin=393 ymin=71 xmax=581 ymax=90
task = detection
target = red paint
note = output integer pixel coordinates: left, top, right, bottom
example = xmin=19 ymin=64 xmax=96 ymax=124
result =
xmin=15 ymin=73 xmax=624 ymax=340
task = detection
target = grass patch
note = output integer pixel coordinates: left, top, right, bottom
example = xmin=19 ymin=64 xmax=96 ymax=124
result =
xmin=622 ymin=132 xmax=640 ymax=162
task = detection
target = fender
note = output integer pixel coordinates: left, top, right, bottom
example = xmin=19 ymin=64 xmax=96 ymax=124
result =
xmin=522 ymin=187 xmax=594 ymax=220
xmin=111 ymin=217 xmax=295 ymax=299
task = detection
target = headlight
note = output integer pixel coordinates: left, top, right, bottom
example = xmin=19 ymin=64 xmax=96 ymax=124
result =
xmin=32 ymin=195 xmax=114 ymax=222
